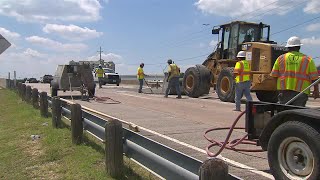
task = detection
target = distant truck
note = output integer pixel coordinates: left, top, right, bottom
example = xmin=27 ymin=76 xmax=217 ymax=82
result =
xmin=94 ymin=67 xmax=121 ymax=86
xmin=50 ymin=64 xmax=96 ymax=97
xmin=246 ymin=101 xmax=320 ymax=179
xmin=41 ymin=74 xmax=53 ymax=83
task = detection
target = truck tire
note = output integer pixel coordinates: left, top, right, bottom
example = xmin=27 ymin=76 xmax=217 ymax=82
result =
xmin=88 ymin=88 xmax=95 ymax=98
xmin=183 ymin=65 xmax=211 ymax=98
xmin=216 ymin=67 xmax=235 ymax=102
xmin=256 ymin=91 xmax=278 ymax=103
xmin=51 ymin=87 xmax=58 ymax=97
xmin=268 ymin=121 xmax=320 ymax=180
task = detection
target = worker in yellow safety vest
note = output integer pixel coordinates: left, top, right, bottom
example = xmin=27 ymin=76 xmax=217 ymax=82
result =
xmin=271 ymin=36 xmax=319 ymax=106
xmin=137 ymin=63 xmax=145 ymax=93
xmin=164 ymin=59 xmax=182 ymax=99
xmin=233 ymin=51 xmax=252 ymax=111
xmin=95 ymin=65 xmax=105 ymax=88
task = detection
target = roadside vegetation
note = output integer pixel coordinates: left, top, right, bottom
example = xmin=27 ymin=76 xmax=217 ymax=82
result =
xmin=0 ymin=89 xmax=157 ymax=180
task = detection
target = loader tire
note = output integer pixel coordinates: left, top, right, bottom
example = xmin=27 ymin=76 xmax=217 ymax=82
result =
xmin=216 ymin=67 xmax=235 ymax=102
xmin=183 ymin=65 xmax=211 ymax=98
xmin=256 ymin=91 xmax=279 ymax=103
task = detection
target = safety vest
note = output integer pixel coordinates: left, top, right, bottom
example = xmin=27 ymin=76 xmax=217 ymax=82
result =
xmin=168 ymin=64 xmax=180 ymax=80
xmin=270 ymin=51 xmax=319 ymax=94
xmin=95 ymin=68 xmax=104 ymax=78
xmin=137 ymin=67 xmax=144 ymax=79
xmin=234 ymin=60 xmax=250 ymax=83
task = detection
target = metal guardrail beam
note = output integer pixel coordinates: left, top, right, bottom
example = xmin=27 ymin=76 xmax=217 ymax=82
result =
xmin=123 ymin=128 xmax=202 ymax=177
xmin=125 ymin=139 xmax=198 ymax=180
xmin=61 ymin=106 xmax=71 ymax=119
xmin=83 ymin=118 xmax=105 ymax=141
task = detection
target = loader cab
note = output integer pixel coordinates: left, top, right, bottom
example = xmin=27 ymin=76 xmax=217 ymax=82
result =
xmin=213 ymin=21 xmax=270 ymax=60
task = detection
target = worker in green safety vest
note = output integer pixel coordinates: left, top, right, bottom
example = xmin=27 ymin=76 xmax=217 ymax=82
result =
xmin=233 ymin=51 xmax=252 ymax=111
xmin=271 ymin=36 xmax=319 ymax=106
xmin=95 ymin=65 xmax=105 ymax=88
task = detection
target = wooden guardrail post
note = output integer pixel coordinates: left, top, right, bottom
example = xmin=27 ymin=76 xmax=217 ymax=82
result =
xmin=19 ymin=83 xmax=23 ymax=97
xmin=21 ymin=84 xmax=26 ymax=100
xmin=52 ymin=97 xmax=62 ymax=128
xmin=32 ymin=88 xmax=39 ymax=108
xmin=71 ymin=103 xmax=83 ymax=144
xmin=39 ymin=92 xmax=48 ymax=117
xmin=25 ymin=86 xmax=32 ymax=103
xmin=199 ymin=158 xmax=229 ymax=180
xmin=17 ymin=82 xmax=21 ymax=96
xmin=105 ymin=119 xmax=123 ymax=178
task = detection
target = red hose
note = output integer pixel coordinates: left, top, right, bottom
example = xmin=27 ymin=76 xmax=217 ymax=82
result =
xmin=92 ymin=96 xmax=121 ymax=104
xmin=205 ymin=111 xmax=263 ymax=157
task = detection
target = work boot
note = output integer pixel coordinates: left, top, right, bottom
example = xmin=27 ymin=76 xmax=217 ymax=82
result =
xmin=164 ymin=95 xmax=168 ymax=98
xmin=233 ymin=109 xmax=241 ymax=112
xmin=176 ymin=96 xmax=182 ymax=99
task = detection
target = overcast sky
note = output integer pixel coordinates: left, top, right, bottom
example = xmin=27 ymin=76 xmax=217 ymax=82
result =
xmin=0 ymin=0 xmax=319 ymax=78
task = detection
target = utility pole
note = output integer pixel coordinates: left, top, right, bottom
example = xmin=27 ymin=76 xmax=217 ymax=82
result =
xmin=97 ymin=46 xmax=103 ymax=65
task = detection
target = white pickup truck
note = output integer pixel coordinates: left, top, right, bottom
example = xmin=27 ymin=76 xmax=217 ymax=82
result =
xmin=94 ymin=68 xmax=121 ymax=86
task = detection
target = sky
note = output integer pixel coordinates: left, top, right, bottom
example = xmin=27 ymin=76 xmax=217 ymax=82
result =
xmin=0 ymin=0 xmax=320 ymax=79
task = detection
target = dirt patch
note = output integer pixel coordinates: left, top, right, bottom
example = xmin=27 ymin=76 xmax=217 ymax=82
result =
xmin=23 ymin=140 xmax=44 ymax=159
xmin=21 ymin=137 xmax=61 ymax=179
xmin=26 ymin=161 xmax=60 ymax=180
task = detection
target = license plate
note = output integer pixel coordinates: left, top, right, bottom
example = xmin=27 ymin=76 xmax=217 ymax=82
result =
xmin=113 ymin=80 xmax=116 ymax=82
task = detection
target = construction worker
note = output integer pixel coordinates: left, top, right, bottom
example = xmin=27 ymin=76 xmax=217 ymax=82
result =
xmin=233 ymin=51 xmax=252 ymax=111
xmin=137 ymin=63 xmax=145 ymax=93
xmin=164 ymin=59 xmax=182 ymax=99
xmin=271 ymin=36 xmax=319 ymax=106
xmin=95 ymin=65 xmax=105 ymax=88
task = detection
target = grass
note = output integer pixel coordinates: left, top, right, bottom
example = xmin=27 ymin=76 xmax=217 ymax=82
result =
xmin=0 ymin=89 xmax=158 ymax=180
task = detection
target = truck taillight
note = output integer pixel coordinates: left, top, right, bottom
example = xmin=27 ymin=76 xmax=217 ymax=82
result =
xmin=252 ymin=105 xmax=257 ymax=114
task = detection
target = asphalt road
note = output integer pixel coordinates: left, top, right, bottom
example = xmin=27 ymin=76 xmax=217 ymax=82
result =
xmin=26 ymin=83 xmax=320 ymax=180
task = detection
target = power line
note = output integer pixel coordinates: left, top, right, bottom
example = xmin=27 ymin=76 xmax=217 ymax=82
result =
xmin=233 ymin=0 xmax=280 ymax=20
xmin=253 ymin=0 xmax=308 ymax=22
xmin=272 ymin=15 xmax=320 ymax=36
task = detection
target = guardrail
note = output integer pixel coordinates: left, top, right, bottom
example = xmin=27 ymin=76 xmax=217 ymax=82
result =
xmin=8 ymin=81 xmax=241 ymax=180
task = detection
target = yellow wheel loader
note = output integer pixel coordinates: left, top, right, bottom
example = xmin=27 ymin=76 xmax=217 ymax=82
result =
xmin=183 ymin=21 xmax=288 ymax=102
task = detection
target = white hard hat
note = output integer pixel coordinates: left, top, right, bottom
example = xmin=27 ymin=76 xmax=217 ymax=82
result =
xmin=236 ymin=51 xmax=246 ymax=58
xmin=285 ymin=36 xmax=303 ymax=47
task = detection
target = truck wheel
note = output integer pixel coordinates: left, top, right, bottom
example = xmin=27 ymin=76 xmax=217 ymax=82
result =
xmin=88 ymin=88 xmax=95 ymax=98
xmin=117 ymin=83 xmax=119 ymax=86
xmin=216 ymin=67 xmax=235 ymax=102
xmin=51 ymin=87 xmax=58 ymax=97
xmin=183 ymin=65 xmax=211 ymax=98
xmin=256 ymin=91 xmax=278 ymax=103
xmin=268 ymin=121 xmax=320 ymax=180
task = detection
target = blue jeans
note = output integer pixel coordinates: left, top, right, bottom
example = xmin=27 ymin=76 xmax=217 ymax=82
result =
xmin=138 ymin=79 xmax=143 ymax=93
xmin=165 ymin=77 xmax=181 ymax=97
xmin=235 ymin=81 xmax=252 ymax=110
xmin=98 ymin=77 xmax=103 ymax=88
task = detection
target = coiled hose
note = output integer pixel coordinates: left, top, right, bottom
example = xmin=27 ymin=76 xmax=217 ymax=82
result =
xmin=205 ymin=111 xmax=263 ymax=157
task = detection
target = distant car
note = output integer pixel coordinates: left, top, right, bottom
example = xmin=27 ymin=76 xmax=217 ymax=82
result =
xmin=41 ymin=75 xmax=53 ymax=83
xmin=26 ymin=78 xmax=39 ymax=83
xmin=94 ymin=68 xmax=121 ymax=86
